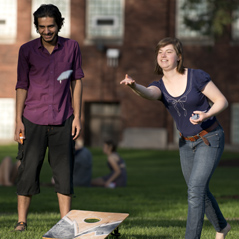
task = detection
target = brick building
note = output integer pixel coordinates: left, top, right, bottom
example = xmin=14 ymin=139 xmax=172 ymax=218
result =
xmin=0 ymin=0 xmax=239 ymax=148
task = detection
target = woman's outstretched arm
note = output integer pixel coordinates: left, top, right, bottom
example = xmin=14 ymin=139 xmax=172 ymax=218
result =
xmin=120 ymin=74 xmax=162 ymax=100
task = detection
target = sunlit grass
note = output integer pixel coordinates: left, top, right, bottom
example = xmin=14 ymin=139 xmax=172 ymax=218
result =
xmin=0 ymin=144 xmax=238 ymax=238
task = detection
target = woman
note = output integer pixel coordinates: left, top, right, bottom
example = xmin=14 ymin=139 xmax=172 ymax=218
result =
xmin=91 ymin=140 xmax=127 ymax=188
xmin=120 ymin=37 xmax=230 ymax=239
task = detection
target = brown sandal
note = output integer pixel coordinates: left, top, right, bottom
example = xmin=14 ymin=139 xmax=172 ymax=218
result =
xmin=14 ymin=222 xmax=27 ymax=232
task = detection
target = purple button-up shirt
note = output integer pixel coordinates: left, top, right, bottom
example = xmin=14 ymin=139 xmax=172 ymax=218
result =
xmin=16 ymin=36 xmax=84 ymax=125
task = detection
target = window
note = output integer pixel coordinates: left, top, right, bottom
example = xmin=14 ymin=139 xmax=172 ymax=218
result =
xmin=84 ymin=102 xmax=122 ymax=147
xmin=232 ymin=10 xmax=239 ymax=41
xmin=176 ymin=0 xmax=212 ymax=43
xmin=31 ymin=0 xmax=71 ymax=38
xmin=231 ymin=103 xmax=239 ymax=145
xmin=86 ymin=0 xmax=124 ymax=43
xmin=0 ymin=99 xmax=15 ymax=140
xmin=0 ymin=0 xmax=17 ymax=44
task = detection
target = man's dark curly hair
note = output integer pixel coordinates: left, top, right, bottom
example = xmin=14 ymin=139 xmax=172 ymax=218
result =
xmin=33 ymin=4 xmax=64 ymax=32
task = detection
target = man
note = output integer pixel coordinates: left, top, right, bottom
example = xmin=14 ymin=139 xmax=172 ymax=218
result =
xmin=14 ymin=4 xmax=84 ymax=231
xmin=73 ymin=139 xmax=92 ymax=187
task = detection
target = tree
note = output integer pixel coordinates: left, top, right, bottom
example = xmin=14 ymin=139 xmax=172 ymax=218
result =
xmin=181 ymin=0 xmax=239 ymax=38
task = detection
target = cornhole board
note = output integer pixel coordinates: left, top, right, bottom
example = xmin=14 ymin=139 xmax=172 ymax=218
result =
xmin=42 ymin=210 xmax=129 ymax=239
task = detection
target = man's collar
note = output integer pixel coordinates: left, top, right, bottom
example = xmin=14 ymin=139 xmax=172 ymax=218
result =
xmin=37 ymin=36 xmax=62 ymax=49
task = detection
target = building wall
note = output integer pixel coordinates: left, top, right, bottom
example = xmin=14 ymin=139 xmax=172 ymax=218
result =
xmin=0 ymin=0 xmax=238 ymax=147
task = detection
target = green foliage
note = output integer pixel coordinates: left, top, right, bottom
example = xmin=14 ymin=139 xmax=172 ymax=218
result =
xmin=182 ymin=0 xmax=239 ymax=37
xmin=0 ymin=145 xmax=239 ymax=238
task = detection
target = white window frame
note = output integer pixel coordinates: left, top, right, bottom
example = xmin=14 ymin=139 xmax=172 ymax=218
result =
xmin=31 ymin=0 xmax=71 ymax=39
xmin=232 ymin=10 xmax=239 ymax=41
xmin=85 ymin=0 xmax=125 ymax=44
xmin=0 ymin=0 xmax=17 ymax=44
xmin=0 ymin=98 xmax=15 ymax=140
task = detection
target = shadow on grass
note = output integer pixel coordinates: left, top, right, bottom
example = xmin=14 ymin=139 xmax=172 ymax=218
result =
xmin=110 ymin=219 xmax=185 ymax=239
xmin=107 ymin=235 xmax=171 ymax=239
xmin=1 ymin=213 xmax=239 ymax=239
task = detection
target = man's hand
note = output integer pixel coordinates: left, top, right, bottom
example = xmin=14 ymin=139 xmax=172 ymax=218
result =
xmin=14 ymin=121 xmax=25 ymax=144
xmin=15 ymin=89 xmax=27 ymax=144
xmin=72 ymin=117 xmax=81 ymax=140
xmin=71 ymin=79 xmax=82 ymax=140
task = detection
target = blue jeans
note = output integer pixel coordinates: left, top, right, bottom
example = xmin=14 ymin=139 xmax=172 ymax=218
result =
xmin=179 ymin=125 xmax=227 ymax=239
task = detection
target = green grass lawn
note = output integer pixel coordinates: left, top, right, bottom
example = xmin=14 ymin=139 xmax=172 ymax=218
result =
xmin=0 ymin=144 xmax=238 ymax=238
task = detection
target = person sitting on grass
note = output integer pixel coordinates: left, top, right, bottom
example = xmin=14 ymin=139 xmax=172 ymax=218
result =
xmin=91 ymin=140 xmax=127 ymax=188
xmin=0 ymin=156 xmax=20 ymax=186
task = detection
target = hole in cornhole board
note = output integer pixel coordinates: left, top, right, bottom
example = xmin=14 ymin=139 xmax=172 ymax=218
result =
xmin=84 ymin=218 xmax=101 ymax=223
